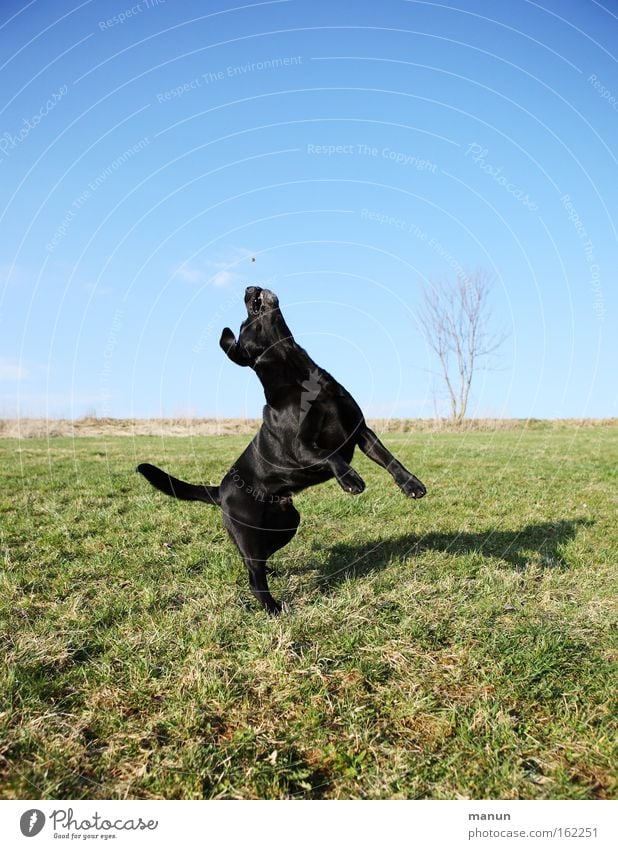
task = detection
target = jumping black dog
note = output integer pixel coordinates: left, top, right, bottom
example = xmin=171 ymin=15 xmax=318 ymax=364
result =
xmin=138 ymin=287 xmax=426 ymax=614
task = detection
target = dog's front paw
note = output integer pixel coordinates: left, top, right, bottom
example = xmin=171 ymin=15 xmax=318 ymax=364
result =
xmin=400 ymin=475 xmax=427 ymax=499
xmin=219 ymin=327 xmax=236 ymax=351
xmin=339 ymin=468 xmax=366 ymax=495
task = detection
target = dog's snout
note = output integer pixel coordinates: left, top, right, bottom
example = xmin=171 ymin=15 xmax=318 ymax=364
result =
xmin=246 ymin=286 xmax=261 ymax=296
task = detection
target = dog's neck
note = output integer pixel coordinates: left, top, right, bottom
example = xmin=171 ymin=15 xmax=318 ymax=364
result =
xmin=254 ymin=340 xmax=319 ymax=407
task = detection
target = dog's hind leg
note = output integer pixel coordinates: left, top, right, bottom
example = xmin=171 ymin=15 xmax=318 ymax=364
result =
xmin=356 ymin=426 xmax=426 ymax=499
xmin=223 ymin=518 xmax=279 ymax=613
xmin=222 ymin=499 xmax=300 ymax=614
xmin=262 ymin=499 xmax=301 ymax=554
xmin=246 ymin=556 xmax=281 ymax=615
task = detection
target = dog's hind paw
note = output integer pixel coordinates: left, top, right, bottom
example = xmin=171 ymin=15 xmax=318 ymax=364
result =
xmin=266 ymin=599 xmax=283 ymax=616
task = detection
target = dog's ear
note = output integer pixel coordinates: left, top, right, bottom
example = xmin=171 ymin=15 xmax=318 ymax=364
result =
xmin=220 ymin=327 xmax=252 ymax=367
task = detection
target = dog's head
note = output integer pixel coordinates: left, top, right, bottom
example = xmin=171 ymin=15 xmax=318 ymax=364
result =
xmin=244 ymin=285 xmax=279 ymax=318
xmin=238 ymin=286 xmax=291 ymax=363
xmin=220 ymin=287 xmax=293 ymax=368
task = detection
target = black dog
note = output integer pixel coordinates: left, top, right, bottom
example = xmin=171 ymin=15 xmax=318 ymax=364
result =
xmin=138 ymin=287 xmax=426 ymax=614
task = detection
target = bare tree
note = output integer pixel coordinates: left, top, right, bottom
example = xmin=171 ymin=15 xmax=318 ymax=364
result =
xmin=419 ymin=268 xmax=505 ymax=423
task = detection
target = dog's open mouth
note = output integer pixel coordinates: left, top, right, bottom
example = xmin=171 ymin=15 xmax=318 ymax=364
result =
xmin=250 ymin=292 xmax=263 ymax=315
xmin=245 ymin=286 xmax=263 ymax=316
xmin=245 ymin=286 xmax=278 ymax=316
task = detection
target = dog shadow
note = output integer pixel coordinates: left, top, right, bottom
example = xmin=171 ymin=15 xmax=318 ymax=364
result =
xmin=309 ymin=518 xmax=592 ymax=589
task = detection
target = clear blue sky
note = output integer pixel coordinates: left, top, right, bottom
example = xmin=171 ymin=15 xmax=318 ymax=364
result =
xmin=1 ymin=0 xmax=616 ymax=419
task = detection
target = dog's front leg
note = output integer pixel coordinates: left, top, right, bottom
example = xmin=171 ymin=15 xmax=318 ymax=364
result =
xmin=328 ymin=454 xmax=366 ymax=494
xmin=296 ymin=440 xmax=366 ymax=494
xmin=357 ymin=426 xmax=426 ymax=499
xmin=219 ymin=328 xmax=252 ymax=367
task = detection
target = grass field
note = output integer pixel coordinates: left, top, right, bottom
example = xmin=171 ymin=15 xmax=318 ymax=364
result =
xmin=1 ymin=423 xmax=617 ymax=799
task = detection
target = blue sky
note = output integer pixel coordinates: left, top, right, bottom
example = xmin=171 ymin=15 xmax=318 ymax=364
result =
xmin=0 ymin=0 xmax=616 ymax=419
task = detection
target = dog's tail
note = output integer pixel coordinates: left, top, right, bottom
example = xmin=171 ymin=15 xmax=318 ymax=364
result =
xmin=137 ymin=463 xmax=221 ymax=506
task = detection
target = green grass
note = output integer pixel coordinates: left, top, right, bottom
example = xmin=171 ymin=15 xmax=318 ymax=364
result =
xmin=1 ymin=424 xmax=617 ymax=799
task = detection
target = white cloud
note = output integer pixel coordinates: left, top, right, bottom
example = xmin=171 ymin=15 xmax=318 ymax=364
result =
xmin=173 ymin=265 xmax=206 ymax=285
xmin=172 ymin=247 xmax=254 ymax=287
xmin=209 ymin=269 xmax=235 ymax=287
xmin=83 ymin=281 xmax=113 ymax=296
xmin=0 ymin=358 xmax=28 ymax=381
xmin=0 ymin=264 xmax=33 ymax=288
